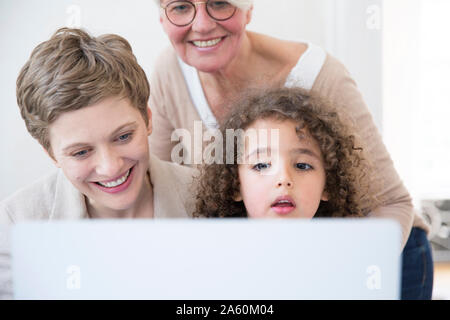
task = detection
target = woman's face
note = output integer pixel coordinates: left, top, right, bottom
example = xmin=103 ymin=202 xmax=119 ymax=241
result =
xmin=236 ymin=118 xmax=328 ymax=219
xmin=48 ymin=96 xmax=152 ymax=214
xmin=160 ymin=0 xmax=252 ymax=73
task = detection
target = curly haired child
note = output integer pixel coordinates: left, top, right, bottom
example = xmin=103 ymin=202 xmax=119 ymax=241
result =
xmin=194 ymin=87 xmax=376 ymax=219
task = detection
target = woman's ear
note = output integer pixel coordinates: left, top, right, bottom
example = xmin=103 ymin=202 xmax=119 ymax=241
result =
xmin=147 ymin=106 xmax=153 ymax=136
xmin=246 ymin=6 xmax=253 ymax=25
xmin=233 ymin=191 xmax=243 ymax=202
xmin=321 ymin=191 xmax=329 ymax=202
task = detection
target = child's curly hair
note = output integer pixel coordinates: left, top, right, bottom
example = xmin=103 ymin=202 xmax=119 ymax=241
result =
xmin=194 ymin=87 xmax=378 ymax=218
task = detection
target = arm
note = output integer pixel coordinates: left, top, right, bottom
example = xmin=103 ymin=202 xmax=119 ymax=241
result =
xmin=312 ymin=55 xmax=414 ymax=249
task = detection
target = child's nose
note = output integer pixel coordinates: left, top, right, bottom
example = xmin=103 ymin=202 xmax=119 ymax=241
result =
xmin=275 ymin=165 xmax=293 ymax=188
xmin=277 ymin=180 xmax=292 ymax=188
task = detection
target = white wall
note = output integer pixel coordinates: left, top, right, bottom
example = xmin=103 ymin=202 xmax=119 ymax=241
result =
xmin=383 ymin=0 xmax=450 ymax=206
xmin=0 ymin=0 xmax=382 ymax=199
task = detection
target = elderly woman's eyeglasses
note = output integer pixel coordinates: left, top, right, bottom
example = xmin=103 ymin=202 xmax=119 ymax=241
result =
xmin=161 ymin=1 xmax=237 ymax=27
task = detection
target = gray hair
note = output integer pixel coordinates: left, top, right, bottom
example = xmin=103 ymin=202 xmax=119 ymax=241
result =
xmin=155 ymin=0 xmax=253 ymax=11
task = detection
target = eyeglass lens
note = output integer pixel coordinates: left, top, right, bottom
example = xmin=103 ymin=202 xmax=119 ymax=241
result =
xmin=165 ymin=1 xmax=237 ymax=26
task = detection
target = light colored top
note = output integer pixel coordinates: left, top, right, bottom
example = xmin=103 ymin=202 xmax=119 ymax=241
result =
xmin=148 ymin=44 xmax=430 ymax=249
xmin=178 ymin=42 xmax=327 ymax=130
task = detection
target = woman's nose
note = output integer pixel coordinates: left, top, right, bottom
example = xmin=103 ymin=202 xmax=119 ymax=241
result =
xmin=95 ymin=147 xmax=124 ymax=178
xmin=191 ymin=4 xmax=216 ymax=33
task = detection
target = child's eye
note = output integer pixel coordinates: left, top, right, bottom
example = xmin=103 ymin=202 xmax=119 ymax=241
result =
xmin=296 ymin=163 xmax=313 ymax=170
xmin=252 ymin=163 xmax=271 ymax=171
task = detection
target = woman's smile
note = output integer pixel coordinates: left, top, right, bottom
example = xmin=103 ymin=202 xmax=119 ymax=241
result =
xmin=190 ymin=36 xmax=225 ymax=48
xmin=91 ymin=165 xmax=135 ymax=194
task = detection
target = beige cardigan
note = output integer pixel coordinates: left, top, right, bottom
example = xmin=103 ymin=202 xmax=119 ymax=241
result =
xmin=148 ymin=45 xmax=429 ymax=248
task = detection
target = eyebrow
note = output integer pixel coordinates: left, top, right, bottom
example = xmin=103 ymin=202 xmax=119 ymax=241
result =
xmin=291 ymin=148 xmax=321 ymax=160
xmin=245 ymin=147 xmax=321 ymax=161
xmin=245 ymin=147 xmax=270 ymax=161
xmin=61 ymin=121 xmax=138 ymax=154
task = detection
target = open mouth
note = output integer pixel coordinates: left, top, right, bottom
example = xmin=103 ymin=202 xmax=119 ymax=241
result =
xmin=271 ymin=196 xmax=296 ymax=215
xmin=191 ymin=37 xmax=224 ymax=48
xmin=95 ymin=167 xmax=132 ymax=189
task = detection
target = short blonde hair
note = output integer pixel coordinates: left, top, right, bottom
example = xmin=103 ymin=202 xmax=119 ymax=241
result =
xmin=156 ymin=0 xmax=253 ymax=11
xmin=16 ymin=28 xmax=150 ymax=156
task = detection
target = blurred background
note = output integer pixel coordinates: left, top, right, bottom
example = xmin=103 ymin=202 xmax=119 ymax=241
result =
xmin=0 ymin=0 xmax=449 ymax=299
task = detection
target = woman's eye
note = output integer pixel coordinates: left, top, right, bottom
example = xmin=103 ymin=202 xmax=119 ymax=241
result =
xmin=252 ymin=163 xmax=271 ymax=171
xmin=170 ymin=3 xmax=192 ymax=14
xmin=72 ymin=150 xmax=89 ymax=158
xmin=117 ymin=133 xmax=132 ymax=142
xmin=296 ymin=163 xmax=312 ymax=170
xmin=209 ymin=1 xmax=231 ymax=10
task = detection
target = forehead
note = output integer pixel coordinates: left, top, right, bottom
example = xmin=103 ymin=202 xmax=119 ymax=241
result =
xmin=243 ymin=118 xmax=322 ymax=155
xmin=246 ymin=118 xmax=313 ymax=142
xmin=48 ymin=97 xmax=144 ymax=145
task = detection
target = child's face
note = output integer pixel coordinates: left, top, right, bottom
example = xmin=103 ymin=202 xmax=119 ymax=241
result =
xmin=48 ymin=96 xmax=152 ymax=214
xmin=236 ymin=118 xmax=328 ymax=219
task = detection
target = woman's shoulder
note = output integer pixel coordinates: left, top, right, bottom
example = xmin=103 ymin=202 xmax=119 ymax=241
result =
xmin=312 ymin=52 xmax=355 ymax=89
xmin=150 ymin=154 xmax=198 ymax=186
xmin=152 ymin=46 xmax=181 ymax=79
xmin=150 ymin=46 xmax=189 ymax=99
xmin=0 ymin=170 xmax=86 ymax=224
xmin=148 ymin=154 xmax=199 ymax=217
xmin=0 ymin=171 xmax=60 ymax=224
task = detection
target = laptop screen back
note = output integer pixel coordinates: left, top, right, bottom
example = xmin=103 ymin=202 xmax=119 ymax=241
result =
xmin=11 ymin=219 xmax=401 ymax=299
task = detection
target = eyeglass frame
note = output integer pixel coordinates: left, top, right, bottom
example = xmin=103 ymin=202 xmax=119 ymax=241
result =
xmin=160 ymin=0 xmax=238 ymax=27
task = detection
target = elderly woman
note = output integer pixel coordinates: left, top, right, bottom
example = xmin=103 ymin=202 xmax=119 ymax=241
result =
xmin=149 ymin=0 xmax=433 ymax=299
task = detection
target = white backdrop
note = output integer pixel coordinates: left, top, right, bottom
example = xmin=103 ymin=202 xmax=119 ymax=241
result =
xmin=0 ymin=0 xmax=382 ymax=199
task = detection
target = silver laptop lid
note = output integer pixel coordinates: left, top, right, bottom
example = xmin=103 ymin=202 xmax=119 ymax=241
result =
xmin=11 ymin=219 xmax=401 ymax=299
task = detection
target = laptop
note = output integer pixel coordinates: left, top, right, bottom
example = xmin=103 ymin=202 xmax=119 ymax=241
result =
xmin=10 ymin=219 xmax=401 ymax=299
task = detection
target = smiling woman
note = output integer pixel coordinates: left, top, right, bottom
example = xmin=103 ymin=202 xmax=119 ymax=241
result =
xmin=0 ymin=27 xmax=197 ymax=223
xmin=47 ymin=96 xmax=153 ymax=218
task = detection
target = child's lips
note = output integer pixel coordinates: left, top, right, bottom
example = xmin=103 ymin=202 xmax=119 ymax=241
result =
xmin=271 ymin=196 xmax=296 ymax=208
xmin=271 ymin=196 xmax=296 ymax=215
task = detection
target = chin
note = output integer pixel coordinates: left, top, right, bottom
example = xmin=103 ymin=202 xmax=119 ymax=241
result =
xmin=195 ymin=64 xmax=225 ymax=73
xmin=185 ymin=52 xmax=235 ymax=74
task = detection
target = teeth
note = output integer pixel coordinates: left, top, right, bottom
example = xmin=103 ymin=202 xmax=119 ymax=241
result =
xmin=193 ymin=38 xmax=222 ymax=48
xmin=97 ymin=169 xmax=131 ymax=188
xmin=273 ymin=199 xmax=293 ymax=207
